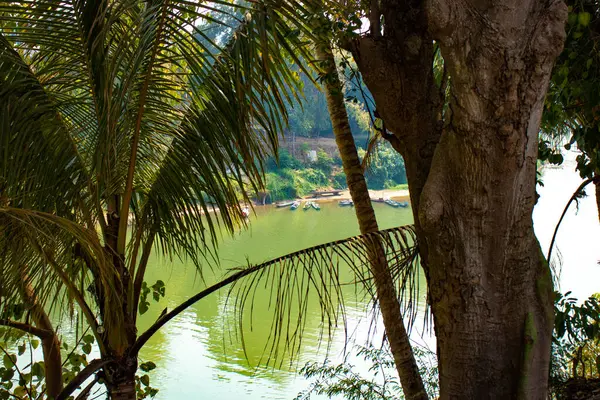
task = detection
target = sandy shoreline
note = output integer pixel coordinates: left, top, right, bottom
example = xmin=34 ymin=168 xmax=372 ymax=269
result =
xmin=267 ymin=188 xmax=411 ymax=205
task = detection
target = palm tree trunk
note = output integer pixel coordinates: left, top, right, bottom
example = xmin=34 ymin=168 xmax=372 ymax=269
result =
xmin=315 ymin=40 xmax=428 ymax=400
xmin=109 ymin=381 xmax=137 ymax=400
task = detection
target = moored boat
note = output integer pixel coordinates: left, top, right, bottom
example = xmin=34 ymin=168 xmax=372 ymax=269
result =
xmin=339 ymin=199 xmax=354 ymax=207
xmin=383 ymin=199 xmax=400 ymax=208
xmin=275 ymin=201 xmax=294 ymax=208
xmin=241 ymin=207 xmax=250 ymax=217
xmin=290 ymin=200 xmax=300 ymax=210
xmin=303 ymin=201 xmax=311 ymax=211
xmin=311 ymin=202 xmax=321 ymax=210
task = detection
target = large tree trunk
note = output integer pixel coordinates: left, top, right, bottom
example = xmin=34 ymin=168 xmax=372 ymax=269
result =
xmin=417 ymin=2 xmax=567 ymax=398
xmin=347 ymin=0 xmax=443 ymax=270
xmin=347 ymin=0 xmax=568 ymax=397
xmin=316 ymin=40 xmax=427 ymax=400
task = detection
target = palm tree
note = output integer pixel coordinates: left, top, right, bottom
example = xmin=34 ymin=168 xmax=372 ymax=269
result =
xmin=313 ymin=32 xmax=427 ymax=400
xmin=0 ymin=0 xmax=311 ymax=397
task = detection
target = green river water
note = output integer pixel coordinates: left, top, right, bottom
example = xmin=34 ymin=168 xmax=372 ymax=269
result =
xmin=136 ymin=201 xmax=417 ymax=399
xmin=7 ymin=157 xmax=599 ymax=399
xmin=137 ymin=156 xmax=600 ymax=400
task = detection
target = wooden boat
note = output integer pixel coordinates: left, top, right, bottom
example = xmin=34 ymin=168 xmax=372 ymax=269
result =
xmin=290 ymin=200 xmax=300 ymax=210
xmin=397 ymin=201 xmax=409 ymax=208
xmin=303 ymin=201 xmax=311 ymax=211
xmin=384 ymin=199 xmax=401 ymax=208
xmin=339 ymin=199 xmax=354 ymax=207
xmin=275 ymin=201 xmax=294 ymax=208
xmin=311 ymin=202 xmax=321 ymax=211
xmin=241 ymin=207 xmax=250 ymax=217
xmin=370 ymin=197 xmax=385 ymax=203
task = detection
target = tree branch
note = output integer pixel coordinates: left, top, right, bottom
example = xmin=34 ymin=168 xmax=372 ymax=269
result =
xmin=0 ymin=319 xmax=52 ymax=338
xmin=131 ymin=263 xmax=264 ymax=355
xmin=56 ymin=359 xmax=112 ymax=400
xmin=132 ymin=230 xmax=156 ymax=323
xmin=547 ymin=177 xmax=598 ymax=262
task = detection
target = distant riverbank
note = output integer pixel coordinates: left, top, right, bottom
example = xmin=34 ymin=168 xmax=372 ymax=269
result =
xmin=265 ymin=188 xmax=411 ymax=205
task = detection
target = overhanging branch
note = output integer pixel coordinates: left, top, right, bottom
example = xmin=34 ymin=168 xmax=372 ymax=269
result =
xmin=0 ymin=319 xmax=52 ymax=338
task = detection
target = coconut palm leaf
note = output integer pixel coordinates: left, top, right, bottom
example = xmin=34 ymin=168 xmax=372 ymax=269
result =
xmin=0 ymin=0 xmax=315 ymax=358
xmin=132 ymin=225 xmax=423 ymax=367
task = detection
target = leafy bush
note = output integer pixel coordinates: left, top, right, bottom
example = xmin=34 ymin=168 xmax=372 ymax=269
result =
xmin=295 ymin=343 xmax=439 ymax=400
xmin=331 ymin=171 xmax=347 ymax=189
xmin=314 ymin=148 xmax=335 ymax=175
xmin=266 ymin=172 xmax=297 ymax=201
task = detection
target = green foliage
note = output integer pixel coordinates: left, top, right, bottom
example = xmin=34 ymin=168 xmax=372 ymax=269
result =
xmin=331 ymin=171 xmax=347 ymax=189
xmin=313 ymin=149 xmax=336 ymax=175
xmin=135 ymin=369 xmax=159 ymax=399
xmin=295 ymin=344 xmax=438 ymax=400
xmin=263 ymin=148 xmax=346 ymax=201
xmin=286 ymin=70 xmax=374 ymax=140
xmin=293 ymin=169 xmax=330 ymax=195
xmin=550 ymin=292 xmax=600 ymax=394
xmin=0 ymin=333 xmax=160 ymax=399
xmin=265 ymin=149 xmax=303 ymax=173
xmin=542 ymin=1 xmax=600 ymax=178
xmin=358 ymin=143 xmax=407 ymax=190
xmin=266 ymin=172 xmax=298 ymax=201
xmin=139 ymin=281 xmax=167 ymax=315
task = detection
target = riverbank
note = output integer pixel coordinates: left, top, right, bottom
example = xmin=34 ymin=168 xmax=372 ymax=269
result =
xmin=270 ymin=188 xmax=411 ymax=205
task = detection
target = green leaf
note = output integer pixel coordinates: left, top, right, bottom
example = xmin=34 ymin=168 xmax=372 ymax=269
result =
xmin=31 ymin=362 xmax=45 ymax=378
xmin=2 ymin=354 xmax=15 ymax=368
xmin=82 ymin=343 xmax=92 ymax=355
xmin=82 ymin=335 xmax=95 ymax=344
xmin=13 ymin=386 xmax=26 ymax=398
xmin=31 ymin=339 xmax=39 ymax=350
xmin=140 ymin=361 xmax=157 ymax=372
xmin=140 ymin=374 xmax=150 ymax=386
xmin=139 ymin=301 xmax=149 ymax=315
xmin=578 ymin=12 xmax=591 ymax=27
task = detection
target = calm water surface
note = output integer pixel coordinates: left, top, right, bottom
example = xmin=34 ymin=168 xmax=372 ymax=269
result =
xmin=141 ymin=155 xmax=600 ymax=399
xmin=138 ymin=202 xmax=416 ymax=399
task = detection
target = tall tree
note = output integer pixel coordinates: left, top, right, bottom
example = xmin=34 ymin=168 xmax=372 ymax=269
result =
xmin=341 ymin=0 xmax=568 ymax=397
xmin=0 ymin=0 xmax=310 ymax=397
xmin=315 ymin=34 xmax=426 ymax=399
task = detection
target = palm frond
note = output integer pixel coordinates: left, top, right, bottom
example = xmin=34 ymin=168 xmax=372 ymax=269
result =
xmin=132 ymin=225 xmax=422 ymax=360
xmin=226 ymin=224 xmax=422 ymax=367
xmin=0 ymin=207 xmax=124 ymax=352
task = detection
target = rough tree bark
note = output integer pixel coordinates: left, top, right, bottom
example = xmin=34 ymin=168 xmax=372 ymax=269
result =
xmin=347 ymin=0 xmax=568 ymax=398
xmin=346 ymin=0 xmax=443 ymax=268
xmin=316 ymin=39 xmax=428 ymax=400
xmin=420 ymin=3 xmax=567 ymax=397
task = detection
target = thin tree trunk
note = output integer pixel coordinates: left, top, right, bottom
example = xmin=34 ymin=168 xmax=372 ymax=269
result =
xmin=316 ymin=40 xmax=428 ymax=400
xmin=595 ymin=172 xmax=600 ymax=223
xmin=21 ymin=278 xmax=63 ymax=398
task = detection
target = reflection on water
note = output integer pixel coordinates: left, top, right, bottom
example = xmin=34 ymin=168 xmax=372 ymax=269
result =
xmin=141 ymin=158 xmax=600 ymax=400
xmin=139 ymin=202 xmax=415 ymax=399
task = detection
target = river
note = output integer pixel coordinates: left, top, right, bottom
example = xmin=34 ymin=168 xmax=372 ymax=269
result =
xmin=138 ymin=153 xmax=600 ymax=399
xmin=138 ymin=202 xmax=417 ymax=399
